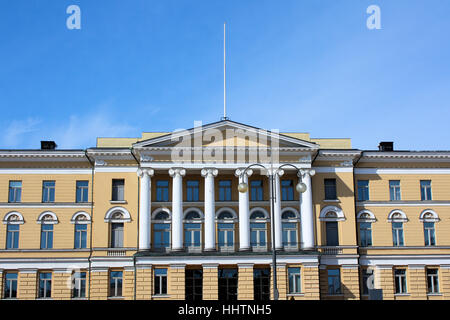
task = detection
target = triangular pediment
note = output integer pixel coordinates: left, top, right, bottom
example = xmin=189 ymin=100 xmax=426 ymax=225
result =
xmin=133 ymin=120 xmax=319 ymax=149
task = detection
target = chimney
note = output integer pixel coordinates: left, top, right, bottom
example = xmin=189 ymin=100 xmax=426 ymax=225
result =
xmin=41 ymin=141 xmax=57 ymax=150
xmin=378 ymin=141 xmax=393 ymax=151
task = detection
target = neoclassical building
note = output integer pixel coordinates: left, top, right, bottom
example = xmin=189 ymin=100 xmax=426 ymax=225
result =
xmin=1 ymin=119 xmax=450 ymax=300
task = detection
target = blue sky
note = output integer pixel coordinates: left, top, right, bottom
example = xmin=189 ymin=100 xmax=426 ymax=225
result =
xmin=0 ymin=0 xmax=449 ymax=150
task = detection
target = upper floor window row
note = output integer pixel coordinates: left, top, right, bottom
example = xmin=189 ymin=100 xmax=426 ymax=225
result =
xmin=357 ymin=179 xmax=435 ymax=202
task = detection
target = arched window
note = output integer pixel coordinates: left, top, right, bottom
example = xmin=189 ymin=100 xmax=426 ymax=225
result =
xmin=420 ymin=210 xmax=439 ymax=246
xmin=152 ymin=208 xmax=171 ymax=251
xmin=71 ymin=212 xmax=91 ymax=250
xmin=281 ymin=208 xmax=299 ymax=250
xmin=216 ymin=208 xmax=237 ymax=251
xmin=37 ymin=212 xmax=58 ymax=250
xmin=3 ymin=212 xmax=24 ymax=250
xmin=250 ymin=208 xmax=269 ymax=251
xmin=357 ymin=210 xmax=376 ymax=247
xmin=104 ymin=207 xmax=130 ymax=249
xmin=388 ymin=210 xmax=407 ymax=247
xmin=183 ymin=208 xmax=203 ymax=251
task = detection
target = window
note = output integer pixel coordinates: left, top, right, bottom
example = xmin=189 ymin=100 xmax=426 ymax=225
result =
xmin=74 ymin=224 xmax=87 ymax=249
xmin=6 ymin=224 xmax=19 ymax=249
xmin=72 ymin=272 xmax=86 ymax=298
xmin=281 ymin=180 xmax=294 ymax=201
xmin=427 ymin=269 xmax=439 ymax=294
xmin=40 ymin=224 xmax=54 ymax=249
xmin=218 ymin=268 xmax=238 ymax=301
xmin=3 ymin=272 xmax=18 ymax=299
xmin=8 ymin=181 xmax=22 ymax=203
xmin=109 ymin=271 xmax=123 ymax=297
xmin=327 ymin=269 xmax=341 ymax=295
xmin=282 ymin=223 xmax=298 ymax=249
xmin=254 ymin=268 xmax=270 ymax=301
xmin=112 ymin=179 xmax=125 ymax=201
xmin=424 ymin=222 xmax=436 ymax=246
xmin=250 ymin=180 xmax=264 ymax=201
xmin=389 ymin=180 xmax=401 ymax=201
xmin=110 ymin=223 xmax=124 ymax=248
xmin=359 ymin=222 xmax=372 ymax=247
xmin=357 ymin=180 xmax=369 ymax=201
xmin=361 ymin=268 xmax=373 ymax=296
xmin=42 ymin=181 xmax=55 ymax=203
xmin=153 ymin=224 xmax=171 ymax=250
xmin=154 ymin=269 xmax=167 ymax=295
xmin=324 ymin=179 xmax=337 ymax=200
xmin=76 ymin=181 xmax=89 ymax=203
xmin=326 ymin=221 xmax=339 ymax=246
xmin=394 ymin=269 xmax=407 ymax=294
xmin=392 ymin=222 xmax=404 ymax=246
xmin=38 ymin=272 xmax=52 ymax=298
xmin=184 ymin=223 xmax=201 ymax=250
xmin=250 ymin=223 xmax=267 ymax=249
xmin=218 ymin=223 xmax=234 ymax=250
xmin=219 ymin=180 xmax=232 ymax=201
xmin=186 ymin=180 xmax=199 ymax=201
xmin=420 ymin=180 xmax=432 ymax=201
xmin=156 ymin=180 xmax=169 ymax=201
xmin=185 ymin=269 xmax=202 ymax=301
xmin=288 ymin=267 xmax=301 ymax=294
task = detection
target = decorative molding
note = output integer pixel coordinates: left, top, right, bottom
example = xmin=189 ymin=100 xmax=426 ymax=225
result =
xmin=201 ymin=168 xmax=218 ymax=177
xmin=168 ymin=168 xmax=186 ymax=177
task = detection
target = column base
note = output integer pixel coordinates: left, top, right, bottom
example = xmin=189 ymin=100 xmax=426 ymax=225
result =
xmin=170 ymin=248 xmax=185 ymax=252
xmin=239 ymin=247 xmax=251 ymax=252
xmin=203 ymin=248 xmax=216 ymax=252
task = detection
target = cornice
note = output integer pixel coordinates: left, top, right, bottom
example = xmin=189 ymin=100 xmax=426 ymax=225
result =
xmin=360 ymin=151 xmax=450 ymax=162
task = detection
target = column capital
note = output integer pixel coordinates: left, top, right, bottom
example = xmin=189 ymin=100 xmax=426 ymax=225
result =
xmin=234 ymin=168 xmax=253 ymax=178
xmin=299 ymin=168 xmax=316 ymax=178
xmin=265 ymin=168 xmax=284 ymax=177
xmin=169 ymin=168 xmax=186 ymax=177
xmin=137 ymin=168 xmax=154 ymax=178
xmin=201 ymin=168 xmax=218 ymax=177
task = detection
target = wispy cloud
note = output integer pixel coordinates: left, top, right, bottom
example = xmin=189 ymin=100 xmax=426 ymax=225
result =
xmin=1 ymin=117 xmax=42 ymax=148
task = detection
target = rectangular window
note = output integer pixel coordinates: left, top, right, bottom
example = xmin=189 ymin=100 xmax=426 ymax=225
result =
xmin=8 ymin=181 xmax=22 ymax=203
xmin=74 ymin=224 xmax=87 ymax=249
xmin=392 ymin=222 xmax=404 ymax=246
xmin=250 ymin=180 xmax=264 ymax=201
xmin=111 ymin=223 xmax=124 ymax=248
xmin=3 ymin=272 xmax=18 ymax=299
xmin=186 ymin=180 xmax=199 ymax=201
xmin=218 ymin=268 xmax=238 ymax=301
xmin=253 ymin=268 xmax=270 ymax=301
xmin=359 ymin=222 xmax=372 ymax=247
xmin=326 ymin=221 xmax=339 ymax=246
xmin=427 ymin=269 xmax=439 ymax=294
xmin=281 ymin=180 xmax=294 ymax=201
xmin=357 ymin=180 xmax=369 ymax=201
xmin=38 ymin=272 xmax=52 ymax=298
xmin=218 ymin=180 xmax=232 ymax=201
xmin=109 ymin=271 xmax=123 ymax=297
xmin=420 ymin=180 xmax=432 ymax=201
xmin=424 ymin=222 xmax=436 ymax=246
xmin=218 ymin=223 xmax=234 ymax=250
xmin=40 ymin=224 xmax=54 ymax=249
xmin=154 ymin=269 xmax=168 ymax=295
xmin=184 ymin=223 xmax=201 ymax=250
xmin=324 ymin=179 xmax=337 ymax=200
xmin=185 ymin=269 xmax=203 ymax=301
xmin=327 ymin=269 xmax=341 ymax=295
xmin=156 ymin=180 xmax=169 ymax=201
xmin=111 ymin=179 xmax=125 ymax=201
xmin=72 ymin=272 xmax=86 ymax=298
xmin=288 ymin=267 xmax=301 ymax=294
xmin=76 ymin=181 xmax=89 ymax=203
xmin=6 ymin=224 xmax=19 ymax=250
xmin=389 ymin=180 xmax=401 ymax=201
xmin=42 ymin=181 xmax=55 ymax=203
xmin=153 ymin=224 xmax=171 ymax=250
xmin=394 ymin=269 xmax=407 ymax=294
xmin=282 ymin=222 xmax=298 ymax=249
xmin=250 ymin=223 xmax=267 ymax=250
xmin=361 ymin=268 xmax=373 ymax=296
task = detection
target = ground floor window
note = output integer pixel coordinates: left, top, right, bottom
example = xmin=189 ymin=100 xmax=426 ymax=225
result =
xmin=288 ymin=267 xmax=301 ymax=294
xmin=154 ymin=269 xmax=168 ymax=295
xmin=218 ymin=269 xmax=238 ymax=301
xmin=72 ymin=271 xmax=86 ymax=298
xmin=38 ymin=272 xmax=52 ymax=298
xmin=253 ymin=268 xmax=270 ymax=300
xmin=185 ymin=269 xmax=202 ymax=301
xmin=3 ymin=272 xmax=18 ymax=299
xmin=427 ymin=269 xmax=439 ymax=294
xmin=327 ymin=269 xmax=341 ymax=295
xmin=394 ymin=269 xmax=407 ymax=294
xmin=109 ymin=271 xmax=123 ymax=297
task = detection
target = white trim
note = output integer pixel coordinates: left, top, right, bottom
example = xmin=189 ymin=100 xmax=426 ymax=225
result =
xmin=360 ymin=255 xmax=450 ymax=266
xmin=387 ymin=209 xmax=408 ymax=222
xmin=215 ymin=207 xmax=238 ymax=220
xmin=94 ymin=167 xmax=138 ymax=173
xmin=419 ymin=209 xmax=440 ymax=222
xmin=70 ymin=211 xmax=92 ymax=224
xmin=3 ymin=211 xmax=25 ymax=225
xmin=249 ymin=207 xmax=270 ymax=220
xmin=281 ymin=207 xmax=300 ymax=220
xmin=0 ymin=169 xmax=91 ymax=175
xmin=356 ymin=210 xmax=377 ymax=222
xmin=104 ymin=206 xmax=132 ymax=223
xmin=183 ymin=207 xmax=204 ymax=220
xmin=313 ymin=167 xmax=354 ymax=173
xmin=319 ymin=206 xmax=346 ymax=221
xmin=139 ymin=162 xmax=312 ymax=169
xmin=36 ymin=211 xmax=59 ymax=224
xmin=357 ymin=202 xmax=450 ymax=207
xmin=355 ymin=168 xmax=450 ymax=175
xmin=151 ymin=207 xmax=172 ymax=220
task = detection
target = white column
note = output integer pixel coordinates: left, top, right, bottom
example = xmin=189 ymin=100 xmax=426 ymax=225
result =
xmin=138 ymin=168 xmax=154 ymax=250
xmin=201 ymin=168 xmax=218 ymax=251
xmin=235 ymin=168 xmax=253 ymax=251
xmin=169 ymin=168 xmax=186 ymax=251
xmin=273 ymin=169 xmax=284 ymax=250
xmin=300 ymin=169 xmax=315 ymax=250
